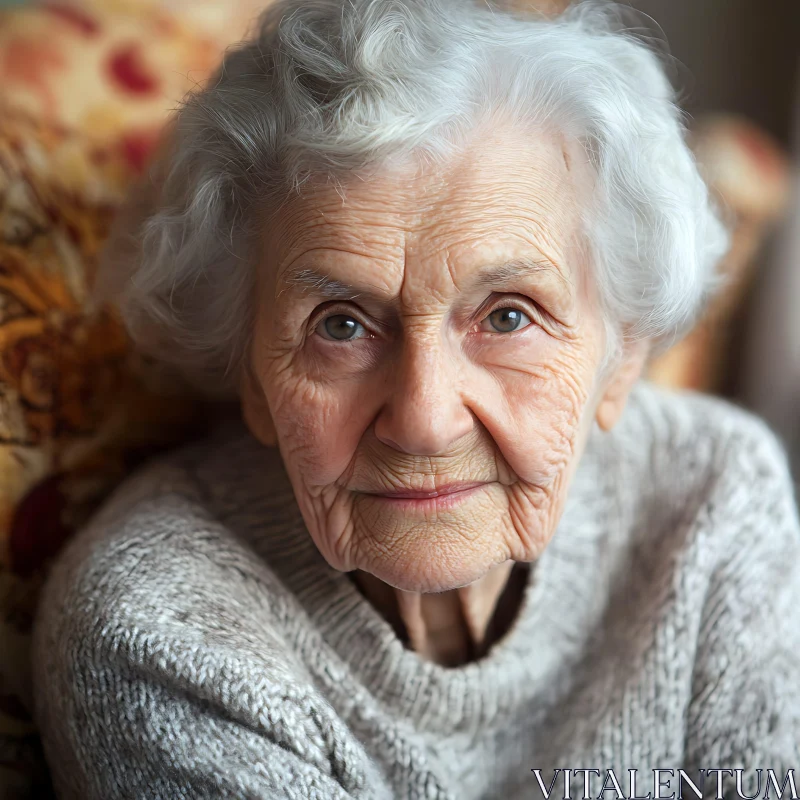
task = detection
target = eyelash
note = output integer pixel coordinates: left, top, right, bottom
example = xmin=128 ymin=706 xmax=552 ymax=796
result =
xmin=310 ymin=304 xmax=376 ymax=343
xmin=475 ymin=296 xmax=542 ymax=332
xmin=310 ymin=295 xmax=543 ymax=343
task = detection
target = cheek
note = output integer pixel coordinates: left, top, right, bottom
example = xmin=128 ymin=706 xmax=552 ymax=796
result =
xmin=473 ymin=336 xmax=598 ymax=485
xmin=267 ymin=370 xmax=380 ymax=488
xmin=256 ymin=307 xmax=384 ymax=488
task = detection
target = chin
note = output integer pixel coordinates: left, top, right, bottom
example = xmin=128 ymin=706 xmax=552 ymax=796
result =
xmin=362 ymin=546 xmax=503 ymax=594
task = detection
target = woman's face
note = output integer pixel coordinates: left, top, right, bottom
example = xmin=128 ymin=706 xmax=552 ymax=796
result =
xmin=245 ymin=126 xmax=642 ymax=593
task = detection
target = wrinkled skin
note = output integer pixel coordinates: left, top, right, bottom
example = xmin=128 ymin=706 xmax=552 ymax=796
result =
xmin=243 ymin=125 xmax=646 ymax=600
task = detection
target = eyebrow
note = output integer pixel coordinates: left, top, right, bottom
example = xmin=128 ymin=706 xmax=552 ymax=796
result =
xmin=474 ymin=257 xmax=569 ymax=290
xmin=283 ymin=268 xmax=373 ymax=301
xmin=281 ymin=256 xmax=570 ymax=301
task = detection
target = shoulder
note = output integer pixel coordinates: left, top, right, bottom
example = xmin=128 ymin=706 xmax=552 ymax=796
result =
xmin=35 ymin=423 xmax=293 ymax=622
xmin=611 ymin=381 xmax=796 ymax=506
xmin=32 ymin=425 xmax=312 ymax=738
xmin=589 ymin=382 xmax=800 ymax=577
xmin=619 ymin=380 xmax=789 ymax=467
xmin=33 ymin=421 xmax=308 ymax=668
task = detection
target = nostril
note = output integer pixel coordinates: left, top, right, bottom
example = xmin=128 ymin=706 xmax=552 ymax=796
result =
xmin=377 ymin=433 xmax=404 ymax=452
xmin=372 ymin=397 xmax=475 ymax=455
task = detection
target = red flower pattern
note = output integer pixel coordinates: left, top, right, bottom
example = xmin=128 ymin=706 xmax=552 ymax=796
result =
xmin=107 ymin=42 xmax=160 ymax=96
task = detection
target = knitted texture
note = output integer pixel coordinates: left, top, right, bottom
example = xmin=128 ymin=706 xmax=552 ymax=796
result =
xmin=31 ymin=383 xmax=800 ymax=800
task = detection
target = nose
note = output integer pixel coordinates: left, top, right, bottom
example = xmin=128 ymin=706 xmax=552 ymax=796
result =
xmin=373 ymin=334 xmax=474 ymax=456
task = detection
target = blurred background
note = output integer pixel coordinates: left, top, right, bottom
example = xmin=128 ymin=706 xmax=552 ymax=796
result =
xmin=634 ymin=0 xmax=798 ymax=143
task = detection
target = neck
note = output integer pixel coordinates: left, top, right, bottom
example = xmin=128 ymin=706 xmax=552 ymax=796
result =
xmin=353 ymin=561 xmax=520 ymax=666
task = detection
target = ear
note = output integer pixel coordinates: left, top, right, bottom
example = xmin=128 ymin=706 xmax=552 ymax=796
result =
xmin=595 ymin=339 xmax=650 ymax=432
xmin=240 ymin=363 xmax=278 ymax=447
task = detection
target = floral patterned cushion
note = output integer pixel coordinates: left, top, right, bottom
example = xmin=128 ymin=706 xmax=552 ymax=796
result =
xmin=0 ymin=2 xmax=261 ymax=796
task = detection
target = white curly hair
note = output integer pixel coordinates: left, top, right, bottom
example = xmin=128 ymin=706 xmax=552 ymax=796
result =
xmin=100 ymin=0 xmax=729 ymax=390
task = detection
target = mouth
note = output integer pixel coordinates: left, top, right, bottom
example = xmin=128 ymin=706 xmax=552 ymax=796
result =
xmin=361 ymin=482 xmax=489 ymax=511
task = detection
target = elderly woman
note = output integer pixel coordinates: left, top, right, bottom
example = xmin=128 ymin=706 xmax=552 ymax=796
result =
xmin=32 ymin=0 xmax=800 ymax=798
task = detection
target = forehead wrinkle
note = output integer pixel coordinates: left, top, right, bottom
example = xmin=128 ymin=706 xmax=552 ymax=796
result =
xmin=278 ymin=220 xmax=405 ymax=265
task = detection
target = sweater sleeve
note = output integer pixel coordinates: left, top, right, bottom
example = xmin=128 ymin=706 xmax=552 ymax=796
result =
xmin=31 ymin=489 xmax=385 ymax=800
xmin=39 ymin=672 xmax=364 ymax=800
xmin=684 ymin=425 xmax=800 ymax=796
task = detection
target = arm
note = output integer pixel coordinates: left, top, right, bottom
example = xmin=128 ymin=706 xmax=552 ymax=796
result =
xmin=39 ymin=669 xmax=365 ymax=800
xmin=31 ymin=483 xmax=385 ymax=800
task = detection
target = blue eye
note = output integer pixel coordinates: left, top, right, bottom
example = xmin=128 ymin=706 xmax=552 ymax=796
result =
xmin=482 ymin=307 xmax=532 ymax=333
xmin=316 ymin=314 xmax=366 ymax=341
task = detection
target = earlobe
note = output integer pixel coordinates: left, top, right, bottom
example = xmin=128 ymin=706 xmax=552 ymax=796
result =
xmin=595 ymin=393 xmax=624 ymax=432
xmin=595 ymin=340 xmax=649 ymax=432
xmin=240 ymin=366 xmax=278 ymax=447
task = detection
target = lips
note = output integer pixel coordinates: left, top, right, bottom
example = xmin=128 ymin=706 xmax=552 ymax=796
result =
xmin=369 ymin=482 xmax=488 ymax=499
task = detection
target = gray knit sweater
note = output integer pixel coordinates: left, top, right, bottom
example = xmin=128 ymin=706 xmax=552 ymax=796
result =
xmin=32 ymin=384 xmax=800 ymax=800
